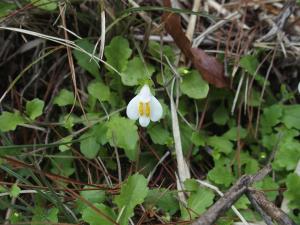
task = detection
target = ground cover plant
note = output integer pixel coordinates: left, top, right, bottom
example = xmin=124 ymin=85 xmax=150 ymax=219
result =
xmin=0 ymin=0 xmax=300 ymax=224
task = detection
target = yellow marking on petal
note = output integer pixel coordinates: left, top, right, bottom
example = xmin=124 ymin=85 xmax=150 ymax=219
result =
xmin=145 ymin=102 xmax=151 ymax=117
xmin=138 ymin=102 xmax=144 ymax=116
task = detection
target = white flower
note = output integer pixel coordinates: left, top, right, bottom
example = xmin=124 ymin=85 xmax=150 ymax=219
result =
xmin=126 ymin=84 xmax=163 ymax=127
xmin=298 ymin=81 xmax=300 ymax=94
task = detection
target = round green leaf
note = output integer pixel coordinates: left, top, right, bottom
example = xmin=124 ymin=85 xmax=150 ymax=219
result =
xmin=82 ymin=203 xmax=116 ymax=225
xmin=180 ymin=70 xmax=209 ymax=99
xmin=80 ymin=134 xmax=100 ymax=159
xmin=208 ymin=164 xmax=234 ymax=187
xmin=104 ymin=36 xmax=132 ymax=73
xmin=107 ymin=116 xmax=138 ymax=160
xmin=53 ymin=89 xmax=75 ymax=106
xmin=0 ymin=111 xmax=25 ymax=132
xmin=121 ymin=57 xmax=155 ymax=86
xmin=88 ymin=81 xmax=110 ymax=102
xmin=26 ymin=98 xmax=45 ymax=120
xmin=191 ymin=132 xmax=205 ymax=147
xmin=73 ymin=39 xmax=100 ymax=78
xmin=114 ymin=174 xmax=149 ymax=225
xmin=213 ymin=104 xmax=228 ymax=125
xmin=147 ymin=124 xmax=171 ymax=145
xmin=10 ymin=184 xmax=21 ymax=198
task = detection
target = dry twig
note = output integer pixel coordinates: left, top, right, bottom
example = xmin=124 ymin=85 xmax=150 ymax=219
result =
xmin=191 ymin=165 xmax=272 ymax=225
xmin=247 ymin=189 xmax=297 ymax=225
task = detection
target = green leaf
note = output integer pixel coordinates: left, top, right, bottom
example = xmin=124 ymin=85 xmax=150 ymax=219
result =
xmin=248 ymin=89 xmax=261 ymax=107
xmin=240 ymin=55 xmax=268 ymax=86
xmin=88 ymin=81 xmax=110 ymax=102
xmin=239 ymin=152 xmax=259 ymax=174
xmin=53 ymin=89 xmax=75 ymax=106
xmin=213 ymin=104 xmax=229 ymax=125
xmin=60 ymin=114 xmax=79 ymax=131
xmin=107 ymin=116 xmax=138 ymax=161
xmin=58 ymin=135 xmax=72 ymax=152
xmin=180 ymin=70 xmax=209 ymax=99
xmin=216 ymin=219 xmax=234 ymax=225
xmin=274 ymin=146 xmax=300 ymax=171
xmin=26 ymin=98 xmax=45 ymax=120
xmin=121 ymin=57 xmax=155 ymax=86
xmin=145 ymin=188 xmax=179 ymax=215
xmin=10 ymin=184 xmax=21 ymax=198
xmin=234 ymin=196 xmax=250 ymax=209
xmin=273 ymin=129 xmax=300 ymax=171
xmin=284 ymin=173 xmax=300 ymax=209
xmin=104 ymin=36 xmax=132 ymax=73
xmin=9 ymin=211 xmax=23 ymax=223
xmin=0 ymin=2 xmax=16 ymax=17
xmin=208 ymin=164 xmax=235 ymax=187
xmin=254 ymin=176 xmax=279 ymax=201
xmin=0 ymin=111 xmax=25 ymax=132
xmin=148 ymin=124 xmax=171 ymax=145
xmin=240 ymin=55 xmax=259 ymax=75
xmin=78 ymin=187 xmax=106 ymax=211
xmin=31 ymin=0 xmax=57 ymax=11
xmin=244 ymin=159 xmax=259 ymax=174
xmin=262 ymin=133 xmax=278 ymax=150
xmin=182 ymin=188 xmax=215 ymax=220
xmin=282 ymin=105 xmax=300 ymax=129
xmin=93 ymin=123 xmax=108 ymax=145
xmin=80 ymin=133 xmax=100 ymax=159
xmin=261 ymin=104 xmax=283 ymax=128
xmin=32 ymin=207 xmax=58 ymax=225
xmin=179 ymin=123 xmax=194 ymax=155
xmin=82 ymin=203 xmax=116 ymax=225
xmin=184 ymin=179 xmax=201 ymax=192
xmin=156 ymin=67 xmax=173 ymax=86
xmin=81 ymin=187 xmax=105 ymax=204
xmin=182 ymin=179 xmax=215 ymax=219
xmin=191 ymin=132 xmax=205 ymax=147
xmin=73 ymin=39 xmax=100 ymax=78
xmin=207 ymin=136 xmax=233 ymax=155
xmin=47 ymin=208 xmax=59 ymax=222
xmin=148 ymin=41 xmax=175 ymax=63
xmin=114 ymin=174 xmax=149 ymax=225
xmin=223 ymin=127 xmax=248 ymax=141
xmin=50 ymin=151 xmax=75 ymax=177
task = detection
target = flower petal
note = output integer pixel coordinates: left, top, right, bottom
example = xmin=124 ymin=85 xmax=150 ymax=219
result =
xmin=139 ymin=84 xmax=151 ymax=103
xmin=139 ymin=116 xmax=150 ymax=127
xmin=150 ymin=96 xmax=163 ymax=122
xmin=126 ymin=95 xmax=139 ymax=120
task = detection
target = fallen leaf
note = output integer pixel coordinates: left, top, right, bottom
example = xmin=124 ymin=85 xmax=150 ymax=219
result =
xmin=161 ymin=0 xmax=229 ymax=88
xmin=191 ymin=48 xmax=228 ymax=88
xmin=161 ymin=2 xmax=192 ymax=59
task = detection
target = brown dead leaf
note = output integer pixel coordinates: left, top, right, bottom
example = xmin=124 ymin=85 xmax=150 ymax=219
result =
xmin=191 ymin=48 xmax=229 ymax=88
xmin=161 ymin=0 xmax=229 ymax=88
xmin=161 ymin=4 xmax=192 ymax=59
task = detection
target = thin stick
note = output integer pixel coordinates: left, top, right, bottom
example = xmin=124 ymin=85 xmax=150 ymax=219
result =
xmin=246 ymin=191 xmax=273 ymax=225
xmin=191 ymin=165 xmax=272 ymax=225
xmin=196 ymin=180 xmax=250 ymax=225
xmin=147 ymin=151 xmax=170 ymax=182
xmin=186 ymin=0 xmax=201 ymax=41
xmin=247 ymin=189 xmax=297 ymax=225
xmin=59 ymin=3 xmax=88 ymax=122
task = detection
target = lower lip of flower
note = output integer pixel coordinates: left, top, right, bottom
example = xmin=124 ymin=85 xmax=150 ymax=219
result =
xmin=138 ymin=102 xmax=151 ymax=117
